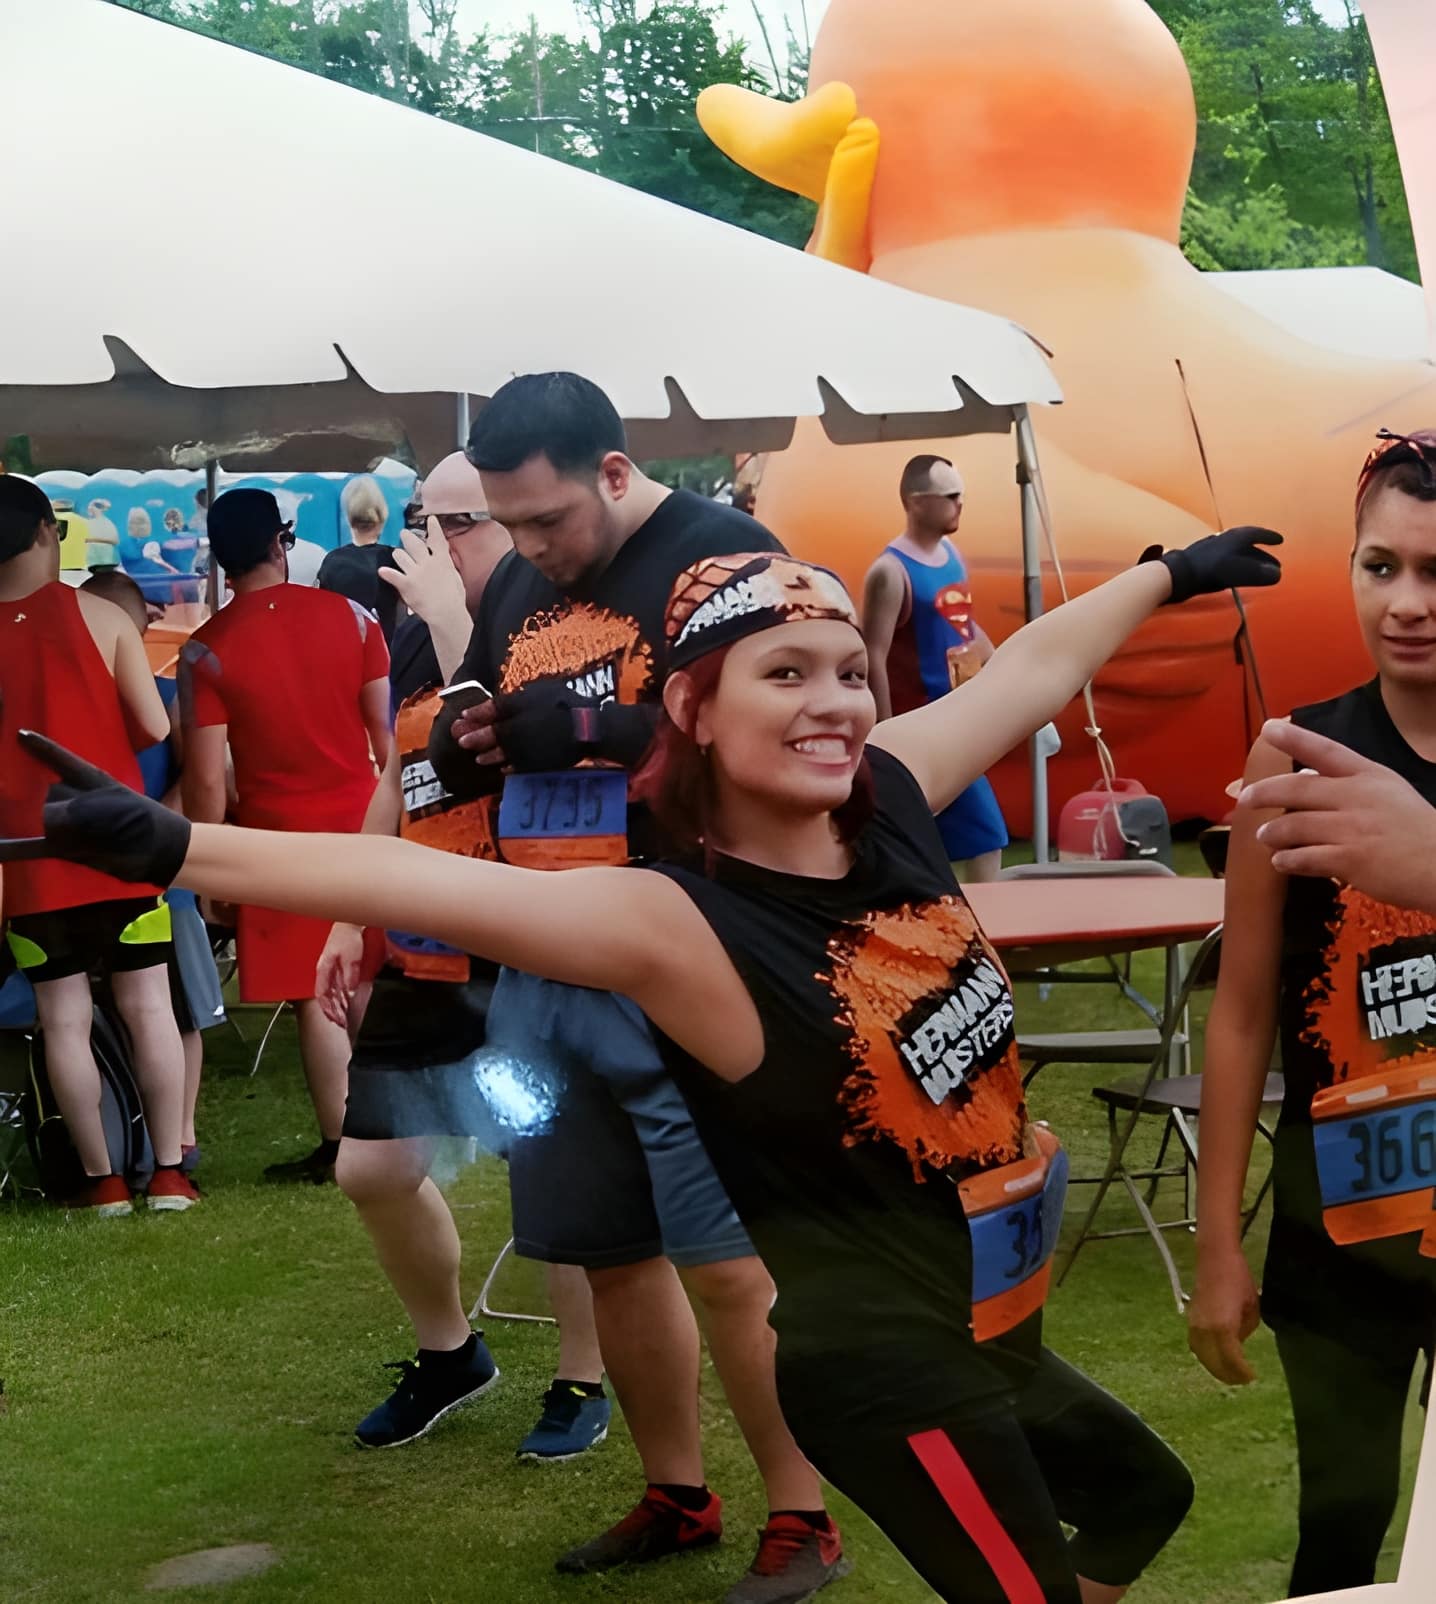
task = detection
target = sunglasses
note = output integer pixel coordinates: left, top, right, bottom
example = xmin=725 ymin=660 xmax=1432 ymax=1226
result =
xmin=278 ymin=522 xmax=296 ymax=550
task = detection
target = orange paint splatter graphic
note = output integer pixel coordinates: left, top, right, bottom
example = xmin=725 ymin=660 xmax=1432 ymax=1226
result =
xmin=824 ymin=897 xmax=1026 ymax=1180
xmin=499 ymin=604 xmax=654 ymax=704
xmin=1302 ymin=885 xmax=1436 ymax=1086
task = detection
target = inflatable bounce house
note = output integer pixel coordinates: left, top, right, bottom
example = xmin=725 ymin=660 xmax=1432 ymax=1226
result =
xmin=699 ymin=0 xmax=1436 ymax=829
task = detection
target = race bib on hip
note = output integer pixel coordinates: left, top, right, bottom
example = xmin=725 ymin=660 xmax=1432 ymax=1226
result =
xmin=1312 ymin=1057 xmax=1436 ymax=1246
xmin=959 ymin=1124 xmax=1068 ymax=1341
xmin=497 ymin=768 xmax=630 ymax=870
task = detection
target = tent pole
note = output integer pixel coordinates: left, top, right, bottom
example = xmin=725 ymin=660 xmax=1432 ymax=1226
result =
xmin=203 ymin=457 xmax=221 ymax=612
xmin=1014 ymin=407 xmax=1050 ymax=862
xmin=455 ymin=393 xmax=471 ymax=452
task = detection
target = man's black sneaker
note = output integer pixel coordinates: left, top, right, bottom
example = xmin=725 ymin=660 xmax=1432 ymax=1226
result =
xmin=262 ymin=1144 xmax=336 ymax=1185
xmin=555 ymin=1486 xmax=723 ymax=1573
xmin=354 ymin=1338 xmax=499 ymax=1448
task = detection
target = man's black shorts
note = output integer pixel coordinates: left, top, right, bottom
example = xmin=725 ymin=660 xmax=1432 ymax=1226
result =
xmin=5 ymin=897 xmax=174 ymax=985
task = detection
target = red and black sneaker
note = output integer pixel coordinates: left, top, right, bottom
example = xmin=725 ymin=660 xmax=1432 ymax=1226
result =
xmin=725 ymin=1515 xmax=851 ymax=1604
xmin=554 ymin=1486 xmax=723 ymax=1574
xmin=64 ymin=1174 xmax=133 ymax=1218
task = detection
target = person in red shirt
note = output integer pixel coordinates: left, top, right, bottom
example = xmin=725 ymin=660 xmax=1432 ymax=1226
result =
xmin=179 ymin=489 xmax=391 ymax=1181
xmin=0 ymin=475 xmax=197 ymax=1214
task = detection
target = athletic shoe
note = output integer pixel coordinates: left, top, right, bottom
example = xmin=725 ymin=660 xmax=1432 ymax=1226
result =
xmin=65 ymin=1174 xmax=133 ymax=1217
xmin=517 ymin=1382 xmax=611 ymax=1462
xmin=724 ymin=1515 xmax=851 ymax=1604
xmin=262 ymin=1144 xmax=335 ymax=1185
xmin=145 ymin=1168 xmax=201 ymax=1212
xmin=555 ymin=1486 xmax=723 ymax=1574
xmin=354 ymin=1338 xmax=499 ymax=1449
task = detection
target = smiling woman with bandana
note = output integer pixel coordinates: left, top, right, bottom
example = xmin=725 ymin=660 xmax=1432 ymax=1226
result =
xmin=3 ymin=525 xmax=1279 ymax=1603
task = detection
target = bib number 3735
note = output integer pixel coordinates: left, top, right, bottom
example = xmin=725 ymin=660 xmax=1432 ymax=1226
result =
xmin=497 ymin=769 xmax=630 ymax=870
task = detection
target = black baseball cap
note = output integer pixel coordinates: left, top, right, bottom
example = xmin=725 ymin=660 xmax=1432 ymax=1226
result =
xmin=0 ymin=474 xmax=57 ymax=563
xmin=208 ymin=488 xmax=287 ymax=574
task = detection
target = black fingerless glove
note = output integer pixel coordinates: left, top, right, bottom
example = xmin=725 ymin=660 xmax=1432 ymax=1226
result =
xmin=0 ymin=732 xmax=191 ymax=885
xmin=426 ymin=700 xmax=505 ymax=802
xmin=495 ymin=681 xmax=658 ymax=772
xmin=1139 ymin=525 xmax=1283 ymax=605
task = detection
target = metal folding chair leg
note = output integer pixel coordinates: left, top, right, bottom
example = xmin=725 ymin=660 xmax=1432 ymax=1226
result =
xmin=249 ymin=1002 xmax=288 ymax=1077
xmin=469 ymin=1237 xmax=555 ymax=1326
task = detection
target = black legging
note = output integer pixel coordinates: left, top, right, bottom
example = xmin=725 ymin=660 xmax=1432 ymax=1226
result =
xmin=799 ymin=1348 xmax=1194 ymax=1604
xmin=1275 ymin=1319 xmax=1431 ymax=1596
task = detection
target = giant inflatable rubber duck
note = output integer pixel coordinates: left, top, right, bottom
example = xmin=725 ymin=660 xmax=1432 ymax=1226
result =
xmin=699 ymin=0 xmax=1436 ymax=829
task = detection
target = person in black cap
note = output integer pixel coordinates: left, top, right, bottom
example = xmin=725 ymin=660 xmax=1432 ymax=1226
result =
xmin=179 ymin=487 xmax=392 ymax=1182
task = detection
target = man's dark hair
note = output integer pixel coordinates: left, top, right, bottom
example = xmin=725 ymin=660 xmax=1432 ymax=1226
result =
xmin=899 ymin=454 xmax=953 ymax=503
xmin=0 ymin=474 xmax=56 ymax=563
xmin=468 ymin=372 xmax=627 ymax=478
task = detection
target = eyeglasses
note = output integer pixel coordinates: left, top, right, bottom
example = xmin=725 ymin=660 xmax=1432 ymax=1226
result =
xmin=54 ymin=517 xmax=69 ymax=541
xmin=278 ymin=522 xmax=296 ymax=550
xmin=406 ymin=509 xmax=491 ymax=537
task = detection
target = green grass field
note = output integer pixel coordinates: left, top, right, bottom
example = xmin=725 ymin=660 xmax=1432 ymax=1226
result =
xmin=1 ymin=860 xmax=1424 ymax=1603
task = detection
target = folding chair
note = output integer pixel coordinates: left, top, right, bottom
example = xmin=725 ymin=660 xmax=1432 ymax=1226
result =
xmin=1003 ymin=860 xmax=1187 ymax=1087
xmin=1057 ymin=925 xmax=1283 ymax=1310
xmin=469 ymin=1237 xmax=555 ymax=1326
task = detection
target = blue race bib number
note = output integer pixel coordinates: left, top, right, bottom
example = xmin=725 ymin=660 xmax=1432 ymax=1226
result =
xmin=969 ymin=1145 xmax=1069 ymax=1308
xmin=1314 ymin=1097 xmax=1436 ymax=1208
xmin=498 ymin=769 xmax=629 ymax=840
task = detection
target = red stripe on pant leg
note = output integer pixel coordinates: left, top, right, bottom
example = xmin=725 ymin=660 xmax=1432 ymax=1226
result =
xmin=907 ymin=1427 xmax=1047 ymax=1604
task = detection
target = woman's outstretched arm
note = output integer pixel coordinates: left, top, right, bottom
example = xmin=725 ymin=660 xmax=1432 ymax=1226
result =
xmin=177 ymin=824 xmax=667 ymax=995
xmin=868 ymin=528 xmax=1280 ymax=814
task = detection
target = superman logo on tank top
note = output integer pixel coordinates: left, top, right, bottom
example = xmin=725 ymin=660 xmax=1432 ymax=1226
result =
xmin=823 ymin=895 xmax=1025 ymax=1180
xmin=1299 ymin=886 xmax=1436 ymax=1246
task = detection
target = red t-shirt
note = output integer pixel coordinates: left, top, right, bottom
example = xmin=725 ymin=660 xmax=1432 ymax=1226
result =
xmin=0 ymin=581 xmax=162 ymax=917
xmin=180 ymin=584 xmax=388 ymax=830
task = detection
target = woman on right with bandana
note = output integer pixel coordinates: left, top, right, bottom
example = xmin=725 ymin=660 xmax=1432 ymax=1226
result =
xmin=1190 ymin=430 xmax=1436 ymax=1597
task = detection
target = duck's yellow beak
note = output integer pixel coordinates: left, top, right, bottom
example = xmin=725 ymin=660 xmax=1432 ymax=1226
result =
xmin=697 ymin=82 xmax=880 ymax=273
xmin=697 ymin=81 xmax=860 ymax=203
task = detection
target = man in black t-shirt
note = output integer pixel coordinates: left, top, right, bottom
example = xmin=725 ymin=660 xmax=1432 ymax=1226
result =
xmin=430 ymin=374 xmax=843 ymax=1601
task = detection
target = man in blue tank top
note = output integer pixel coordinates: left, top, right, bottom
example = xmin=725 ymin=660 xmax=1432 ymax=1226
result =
xmin=862 ymin=454 xmax=1009 ymax=880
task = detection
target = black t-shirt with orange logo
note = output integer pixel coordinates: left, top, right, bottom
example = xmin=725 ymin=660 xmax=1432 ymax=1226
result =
xmin=1265 ymin=680 xmax=1436 ymax=1335
xmin=462 ymin=490 xmax=781 ymax=866
xmin=650 ymin=748 xmax=1047 ymax=1441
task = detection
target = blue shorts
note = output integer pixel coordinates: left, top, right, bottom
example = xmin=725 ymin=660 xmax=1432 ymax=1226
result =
xmin=936 ymin=776 xmax=1008 ymax=863
xmin=489 ymin=968 xmax=754 ymax=1271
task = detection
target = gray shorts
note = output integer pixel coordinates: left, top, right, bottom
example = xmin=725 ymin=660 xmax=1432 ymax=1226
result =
xmin=490 ymin=967 xmax=754 ymax=1271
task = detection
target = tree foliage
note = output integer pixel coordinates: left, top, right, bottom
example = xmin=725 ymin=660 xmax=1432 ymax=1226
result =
xmin=106 ymin=1 xmax=1418 ymax=275
xmin=1149 ymin=0 xmax=1416 ymax=275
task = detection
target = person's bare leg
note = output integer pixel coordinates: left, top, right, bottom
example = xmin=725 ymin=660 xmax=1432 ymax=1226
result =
xmin=587 ymin=1256 xmax=704 ymax=1485
xmin=956 ymin=848 xmax=1003 ymax=883
xmin=31 ymin=974 xmax=110 ymax=1176
xmin=180 ymin=1029 xmax=202 ymax=1148
xmin=112 ymin=964 xmax=185 ymax=1167
xmin=548 ymin=1264 xmax=604 ymax=1384
xmin=336 ymin=1135 xmax=471 ymax=1351
xmin=294 ymin=997 xmax=350 ymax=1143
xmin=681 ymin=1255 xmax=825 ymax=1511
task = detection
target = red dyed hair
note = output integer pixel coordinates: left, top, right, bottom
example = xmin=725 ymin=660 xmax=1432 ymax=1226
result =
xmin=633 ymin=643 xmax=876 ymax=868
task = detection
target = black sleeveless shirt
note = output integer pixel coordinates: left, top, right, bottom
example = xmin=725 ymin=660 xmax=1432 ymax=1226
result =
xmin=1264 ymin=680 xmax=1436 ymax=1333
xmin=650 ymin=748 xmax=1043 ymax=1440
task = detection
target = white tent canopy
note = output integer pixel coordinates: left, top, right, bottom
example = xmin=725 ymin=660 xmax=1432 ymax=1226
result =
xmin=0 ymin=0 xmax=1060 ymax=472
xmin=1208 ymin=267 xmax=1431 ymax=364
